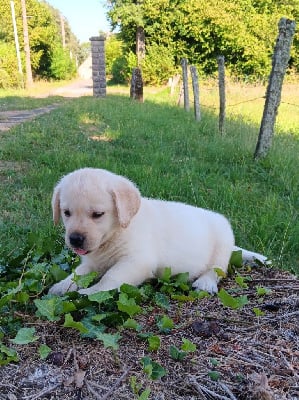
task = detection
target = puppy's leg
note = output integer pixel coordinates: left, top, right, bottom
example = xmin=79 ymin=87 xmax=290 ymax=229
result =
xmin=192 ymin=269 xmax=219 ymax=294
xmin=78 ymin=261 xmax=153 ymax=295
xmin=233 ymin=246 xmax=268 ymax=264
xmin=49 ymin=262 xmax=92 ymax=295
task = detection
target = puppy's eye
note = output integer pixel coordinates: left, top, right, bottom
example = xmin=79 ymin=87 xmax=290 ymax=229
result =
xmin=64 ymin=209 xmax=71 ymax=217
xmin=92 ymin=211 xmax=104 ymax=219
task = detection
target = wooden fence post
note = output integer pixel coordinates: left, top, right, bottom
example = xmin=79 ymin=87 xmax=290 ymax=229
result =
xmin=254 ymin=18 xmax=296 ymax=160
xmin=181 ymin=58 xmax=190 ymax=112
xmin=130 ymin=67 xmax=144 ymax=102
xmin=190 ymin=66 xmax=201 ymax=121
xmin=217 ymin=56 xmax=225 ymax=135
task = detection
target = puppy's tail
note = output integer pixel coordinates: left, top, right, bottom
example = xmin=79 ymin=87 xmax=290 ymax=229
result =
xmin=233 ymin=246 xmax=270 ymax=265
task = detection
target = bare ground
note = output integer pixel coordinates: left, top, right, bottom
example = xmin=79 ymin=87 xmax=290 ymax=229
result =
xmin=0 ymin=265 xmax=298 ymax=400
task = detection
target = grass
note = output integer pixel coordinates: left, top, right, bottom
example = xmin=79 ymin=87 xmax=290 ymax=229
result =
xmin=0 ymin=82 xmax=298 ymax=274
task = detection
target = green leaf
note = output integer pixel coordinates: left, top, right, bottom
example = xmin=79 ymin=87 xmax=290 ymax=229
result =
xmin=256 ymin=286 xmax=271 ymax=296
xmin=229 ymin=250 xmax=243 ymax=268
xmin=141 ymin=356 xmax=167 ymax=380
xmin=253 ymin=307 xmax=265 ymax=317
xmin=123 ymin=318 xmax=142 ymax=331
xmin=147 ymin=335 xmax=161 ymax=351
xmin=49 ymin=264 xmax=69 ymax=282
xmin=159 ymin=267 xmax=172 ymax=283
xmin=139 ymin=388 xmax=151 ymax=400
xmin=34 ymin=297 xmax=71 ymax=321
xmin=117 ymin=293 xmax=141 ymax=317
xmin=88 ymin=291 xmax=114 ymax=304
xmin=0 ymin=344 xmax=19 ymax=365
xmin=217 ymin=289 xmax=248 ymax=309
xmin=154 ymin=292 xmax=170 ymax=309
xmin=73 ymin=271 xmax=98 ymax=289
xmin=208 ymin=371 xmax=221 ymax=381
xmin=120 ymin=283 xmax=142 ymax=302
xmin=63 ymin=313 xmax=88 ymax=334
xmin=11 ymin=327 xmax=39 ymax=345
xmin=169 ymin=345 xmax=187 ymax=361
xmin=235 ymin=275 xmax=249 ymax=289
xmin=181 ymin=338 xmax=196 ymax=352
xmin=157 ymin=315 xmax=174 ymax=333
xmin=39 ymin=344 xmax=51 ymax=360
xmin=214 ymin=267 xmax=227 ymax=278
xmin=95 ymin=332 xmax=121 ymax=350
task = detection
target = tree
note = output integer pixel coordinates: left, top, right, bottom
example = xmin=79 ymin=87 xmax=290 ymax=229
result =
xmin=106 ymin=0 xmax=299 ymax=81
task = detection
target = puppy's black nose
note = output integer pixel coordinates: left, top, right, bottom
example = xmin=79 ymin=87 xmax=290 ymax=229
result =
xmin=69 ymin=232 xmax=85 ymax=248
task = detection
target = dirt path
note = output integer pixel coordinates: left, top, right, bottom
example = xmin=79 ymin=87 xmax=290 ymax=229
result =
xmin=0 ymin=78 xmax=93 ymax=132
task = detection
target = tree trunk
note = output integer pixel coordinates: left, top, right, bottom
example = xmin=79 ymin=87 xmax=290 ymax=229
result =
xmin=136 ymin=26 xmax=145 ymax=67
xmin=254 ymin=18 xmax=296 ymax=160
xmin=21 ymin=0 xmax=33 ymax=88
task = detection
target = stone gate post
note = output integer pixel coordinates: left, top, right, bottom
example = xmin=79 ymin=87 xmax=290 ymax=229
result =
xmin=90 ymin=36 xmax=106 ymax=97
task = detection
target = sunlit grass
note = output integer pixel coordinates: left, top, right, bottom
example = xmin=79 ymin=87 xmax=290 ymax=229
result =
xmin=0 ymin=80 xmax=298 ymax=274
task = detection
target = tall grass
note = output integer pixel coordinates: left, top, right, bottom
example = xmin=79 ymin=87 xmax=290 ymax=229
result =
xmin=0 ymin=84 xmax=298 ymax=273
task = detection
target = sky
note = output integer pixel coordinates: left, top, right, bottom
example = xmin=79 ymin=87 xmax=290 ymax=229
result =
xmin=45 ymin=0 xmax=111 ymax=43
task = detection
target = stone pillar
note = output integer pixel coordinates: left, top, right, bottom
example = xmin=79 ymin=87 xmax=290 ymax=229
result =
xmin=90 ymin=36 xmax=106 ymax=97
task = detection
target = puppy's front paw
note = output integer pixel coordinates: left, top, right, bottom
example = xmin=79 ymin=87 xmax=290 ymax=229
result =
xmin=192 ymin=271 xmax=219 ymax=294
xmin=49 ymin=277 xmax=78 ymax=295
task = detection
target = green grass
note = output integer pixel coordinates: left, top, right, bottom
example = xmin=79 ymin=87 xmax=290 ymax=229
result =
xmin=0 ymin=84 xmax=298 ymax=274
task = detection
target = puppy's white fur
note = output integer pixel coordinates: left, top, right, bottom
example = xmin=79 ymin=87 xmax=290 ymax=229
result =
xmin=49 ymin=168 xmax=266 ymax=295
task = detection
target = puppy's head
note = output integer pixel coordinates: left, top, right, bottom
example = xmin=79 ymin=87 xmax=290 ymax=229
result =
xmin=52 ymin=168 xmax=141 ymax=256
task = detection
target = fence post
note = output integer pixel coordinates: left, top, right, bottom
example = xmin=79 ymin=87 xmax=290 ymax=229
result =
xmin=181 ymin=58 xmax=190 ymax=112
xmin=217 ymin=56 xmax=225 ymax=135
xmin=254 ymin=18 xmax=296 ymax=160
xmin=190 ymin=66 xmax=201 ymax=121
xmin=90 ymin=35 xmax=106 ymax=97
xmin=130 ymin=67 xmax=144 ymax=102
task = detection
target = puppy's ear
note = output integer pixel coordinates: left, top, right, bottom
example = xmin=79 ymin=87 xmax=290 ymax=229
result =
xmin=52 ymin=184 xmax=61 ymax=225
xmin=111 ymin=179 xmax=141 ymax=228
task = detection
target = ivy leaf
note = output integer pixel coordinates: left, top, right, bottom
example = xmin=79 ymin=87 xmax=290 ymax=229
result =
xmin=157 ymin=315 xmax=174 ymax=333
xmin=39 ymin=344 xmax=51 ymax=360
xmin=88 ymin=291 xmax=114 ymax=304
xmin=229 ymin=250 xmax=243 ymax=268
xmin=123 ymin=318 xmax=142 ymax=332
xmin=0 ymin=344 xmax=19 ymax=365
xmin=158 ymin=267 xmax=172 ymax=283
xmin=95 ymin=332 xmax=121 ymax=350
xmin=214 ymin=268 xmax=227 ymax=278
xmin=253 ymin=307 xmax=265 ymax=317
xmin=256 ymin=286 xmax=272 ymax=296
xmin=169 ymin=345 xmax=187 ymax=361
xmin=181 ymin=338 xmax=196 ymax=352
xmin=34 ymin=297 xmax=75 ymax=321
xmin=154 ymin=292 xmax=170 ymax=309
xmin=63 ymin=313 xmax=89 ymax=334
xmin=141 ymin=356 xmax=167 ymax=380
xmin=147 ymin=335 xmax=161 ymax=351
xmin=208 ymin=371 xmax=221 ymax=381
xmin=117 ymin=293 xmax=141 ymax=317
xmin=73 ymin=271 xmax=98 ymax=289
xmin=217 ymin=289 xmax=248 ymax=309
xmin=120 ymin=283 xmax=142 ymax=303
xmin=11 ymin=327 xmax=39 ymax=345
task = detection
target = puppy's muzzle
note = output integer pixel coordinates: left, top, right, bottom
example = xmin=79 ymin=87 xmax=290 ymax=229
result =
xmin=69 ymin=232 xmax=85 ymax=248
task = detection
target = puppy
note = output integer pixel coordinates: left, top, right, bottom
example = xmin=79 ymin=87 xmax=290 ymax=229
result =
xmin=49 ymin=168 xmax=266 ymax=295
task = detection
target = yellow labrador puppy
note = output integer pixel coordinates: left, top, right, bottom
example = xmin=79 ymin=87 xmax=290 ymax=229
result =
xmin=49 ymin=168 xmax=266 ymax=295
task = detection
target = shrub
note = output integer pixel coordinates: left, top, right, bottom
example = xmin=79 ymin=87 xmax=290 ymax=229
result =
xmin=0 ymin=43 xmax=24 ymax=89
xmin=49 ymin=45 xmax=77 ymax=80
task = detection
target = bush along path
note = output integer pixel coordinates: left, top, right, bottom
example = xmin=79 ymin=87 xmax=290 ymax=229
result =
xmin=0 ymin=248 xmax=298 ymax=400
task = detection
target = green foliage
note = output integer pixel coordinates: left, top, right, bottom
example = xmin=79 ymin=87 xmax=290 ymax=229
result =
xmin=107 ymin=0 xmax=299 ymax=80
xmin=217 ymin=289 xmax=249 ymax=309
xmin=11 ymin=327 xmax=38 ymax=345
xmin=0 ymin=0 xmax=79 ymax=87
xmin=49 ymin=45 xmax=77 ymax=80
xmin=105 ymin=34 xmax=124 ymax=79
xmin=141 ymin=44 xmax=176 ymax=85
xmin=141 ymin=356 xmax=167 ymax=380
